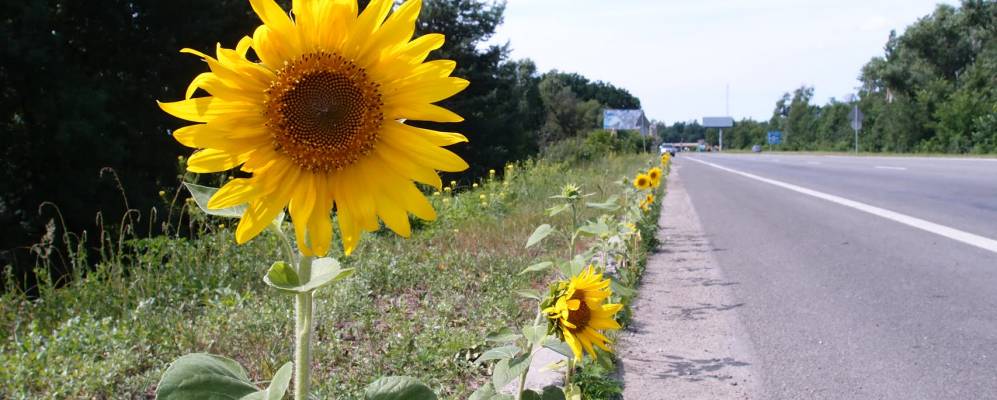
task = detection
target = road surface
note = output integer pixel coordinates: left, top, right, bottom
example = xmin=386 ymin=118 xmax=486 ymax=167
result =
xmin=674 ymin=153 xmax=997 ymax=399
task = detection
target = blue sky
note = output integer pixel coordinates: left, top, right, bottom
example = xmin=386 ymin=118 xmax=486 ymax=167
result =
xmin=487 ymin=0 xmax=955 ymax=124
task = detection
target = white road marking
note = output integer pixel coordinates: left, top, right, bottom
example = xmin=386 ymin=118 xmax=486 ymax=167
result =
xmin=687 ymin=157 xmax=997 ymax=255
xmin=875 ymin=166 xmax=907 ymax=171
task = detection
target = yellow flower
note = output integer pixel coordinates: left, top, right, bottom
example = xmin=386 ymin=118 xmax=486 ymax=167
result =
xmin=640 ymin=193 xmax=654 ymax=211
xmin=660 ymin=153 xmax=671 ymax=165
xmin=159 ymin=0 xmax=469 ymax=256
xmin=443 ymin=187 xmax=451 ymax=193
xmin=450 ymin=180 xmax=458 ymax=188
xmin=633 ymin=173 xmax=651 ymax=190
xmin=472 ymin=183 xmax=479 ymax=188
xmin=543 ymin=266 xmax=622 ymax=360
xmin=489 ymin=169 xmax=496 ymax=176
xmin=647 ymin=167 xmax=662 ymax=188
xmin=479 ymin=194 xmax=486 ymax=200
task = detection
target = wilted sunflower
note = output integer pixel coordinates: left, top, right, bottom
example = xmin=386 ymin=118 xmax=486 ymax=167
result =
xmin=543 ymin=266 xmax=622 ymax=359
xmin=633 ymin=173 xmax=652 ymax=190
xmin=159 ymin=0 xmax=469 ymax=256
xmin=647 ymin=167 xmax=662 ymax=187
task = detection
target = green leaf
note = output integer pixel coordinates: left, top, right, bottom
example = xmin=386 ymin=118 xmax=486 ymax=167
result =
xmin=540 ymin=386 xmax=566 ymax=400
xmin=557 ymin=258 xmax=586 ymax=277
xmin=260 ymin=362 xmax=292 ymax=400
xmin=526 ymin=224 xmax=554 ymax=248
xmin=184 ymin=182 xmax=247 ymax=219
xmin=156 ymin=353 xmax=259 ymax=400
xmin=264 ymin=257 xmax=353 ymax=294
xmin=476 ymin=345 xmax=521 ymax=363
xmin=586 ymin=196 xmax=620 ymax=211
xmin=485 ymin=327 xmax=522 ymax=344
xmin=364 ymin=376 xmax=437 ymax=400
xmin=514 ymin=288 xmax=542 ymax=301
xmin=469 ymin=383 xmax=498 ymax=400
xmin=522 ymin=325 xmax=547 ymax=347
xmin=520 ymin=390 xmax=541 ymax=400
xmin=546 ymin=203 xmax=571 ymax=217
xmin=492 ymin=354 xmax=532 ymax=389
xmin=518 ymin=261 xmax=553 ymax=275
xmin=237 ymin=362 xmax=292 ymax=400
xmin=543 ymin=340 xmax=574 ymax=360
xmin=576 ymin=220 xmax=610 ymax=237
xmin=184 ymin=182 xmax=285 ymax=224
xmin=610 ymin=278 xmax=637 ymax=299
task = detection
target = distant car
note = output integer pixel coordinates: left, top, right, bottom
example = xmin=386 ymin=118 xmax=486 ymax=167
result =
xmin=659 ymin=144 xmax=677 ymax=157
xmin=751 ymin=145 xmax=762 ymax=153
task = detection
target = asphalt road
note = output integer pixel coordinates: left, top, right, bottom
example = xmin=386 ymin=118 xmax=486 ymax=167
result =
xmin=674 ymin=153 xmax=997 ymax=399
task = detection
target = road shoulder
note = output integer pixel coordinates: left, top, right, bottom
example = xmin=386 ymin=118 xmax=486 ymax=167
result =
xmin=618 ymin=163 xmax=760 ymax=399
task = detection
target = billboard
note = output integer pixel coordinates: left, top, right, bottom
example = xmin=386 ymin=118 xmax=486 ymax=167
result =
xmin=702 ymin=116 xmax=734 ymax=128
xmin=603 ymin=109 xmax=650 ymax=136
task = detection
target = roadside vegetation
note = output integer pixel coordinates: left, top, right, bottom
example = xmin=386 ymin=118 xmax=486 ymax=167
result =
xmin=1 ymin=149 xmax=664 ymax=399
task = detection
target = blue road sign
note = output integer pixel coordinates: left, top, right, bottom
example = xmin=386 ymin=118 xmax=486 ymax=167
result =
xmin=767 ymin=131 xmax=782 ymax=145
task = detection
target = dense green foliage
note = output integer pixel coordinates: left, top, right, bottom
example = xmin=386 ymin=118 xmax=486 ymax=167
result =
xmin=0 ymin=154 xmax=657 ymax=399
xmin=0 ymin=0 xmax=641 ymax=286
xmin=657 ymin=1 xmax=996 ymax=153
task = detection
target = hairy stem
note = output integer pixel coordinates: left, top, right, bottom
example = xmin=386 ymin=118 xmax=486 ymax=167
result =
xmin=294 ymin=255 xmax=314 ymax=400
xmin=516 ymin=310 xmax=546 ymax=400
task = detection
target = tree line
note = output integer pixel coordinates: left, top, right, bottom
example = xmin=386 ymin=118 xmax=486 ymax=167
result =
xmin=658 ymin=1 xmax=995 ymax=153
xmin=0 ymin=0 xmax=640 ymax=281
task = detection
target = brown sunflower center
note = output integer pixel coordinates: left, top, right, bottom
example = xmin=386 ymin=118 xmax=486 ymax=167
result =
xmin=264 ymin=52 xmax=383 ymax=172
xmin=566 ymin=293 xmax=591 ymax=332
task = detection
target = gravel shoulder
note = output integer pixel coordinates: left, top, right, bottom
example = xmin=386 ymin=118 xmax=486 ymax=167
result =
xmin=618 ymin=164 xmax=760 ymax=399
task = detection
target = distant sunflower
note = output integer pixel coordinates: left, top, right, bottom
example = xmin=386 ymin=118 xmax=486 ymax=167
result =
xmin=159 ymin=0 xmax=469 ymax=256
xmin=633 ymin=173 xmax=651 ymax=190
xmin=660 ymin=153 xmax=671 ymax=165
xmin=647 ymin=167 xmax=662 ymax=187
xmin=543 ymin=266 xmax=622 ymax=360
xmin=640 ymin=193 xmax=654 ymax=212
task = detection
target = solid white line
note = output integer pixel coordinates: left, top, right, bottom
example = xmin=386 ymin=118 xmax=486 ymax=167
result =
xmin=875 ymin=166 xmax=907 ymax=171
xmin=687 ymin=157 xmax=997 ymax=255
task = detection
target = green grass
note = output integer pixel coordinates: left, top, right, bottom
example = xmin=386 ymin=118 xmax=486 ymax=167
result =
xmin=1 ymin=153 xmax=660 ymax=399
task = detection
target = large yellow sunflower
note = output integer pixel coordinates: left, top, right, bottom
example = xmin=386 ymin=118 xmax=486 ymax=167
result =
xmin=647 ymin=167 xmax=662 ymax=188
xmin=543 ymin=266 xmax=622 ymax=360
xmin=633 ymin=173 xmax=651 ymax=190
xmin=159 ymin=0 xmax=469 ymax=256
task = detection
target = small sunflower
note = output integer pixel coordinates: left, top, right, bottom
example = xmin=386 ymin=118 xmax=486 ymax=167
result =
xmin=647 ymin=167 xmax=662 ymax=188
xmin=640 ymin=193 xmax=654 ymax=211
xmin=660 ymin=153 xmax=671 ymax=165
xmin=633 ymin=173 xmax=652 ymax=190
xmin=160 ymin=0 xmax=469 ymax=256
xmin=543 ymin=266 xmax=622 ymax=360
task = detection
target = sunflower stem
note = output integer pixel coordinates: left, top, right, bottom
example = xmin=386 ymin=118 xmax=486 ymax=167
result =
xmin=516 ymin=310 xmax=545 ymax=400
xmin=294 ymin=255 xmax=314 ymax=400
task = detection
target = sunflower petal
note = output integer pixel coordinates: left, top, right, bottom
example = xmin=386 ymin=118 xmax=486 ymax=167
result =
xmin=186 ymin=149 xmax=251 ymax=173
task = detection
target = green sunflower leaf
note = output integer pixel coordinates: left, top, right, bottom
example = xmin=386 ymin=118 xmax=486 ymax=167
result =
xmin=183 ymin=182 xmax=285 ymax=224
xmin=492 ymin=353 xmax=532 ymax=390
xmin=264 ymin=257 xmax=353 ymax=294
xmin=526 ymin=224 xmax=554 ymax=248
xmin=364 ymin=376 xmax=437 ymax=400
xmin=514 ymin=288 xmax=542 ymax=300
xmin=585 ymin=196 xmax=620 ymax=211
xmin=155 ymin=353 xmax=259 ymax=400
xmin=543 ymin=340 xmax=574 ymax=360
xmin=518 ymin=261 xmax=553 ymax=275
xmin=476 ymin=345 xmax=521 ymax=363
xmin=238 ymin=362 xmax=292 ymax=400
xmin=485 ymin=327 xmax=523 ymax=344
